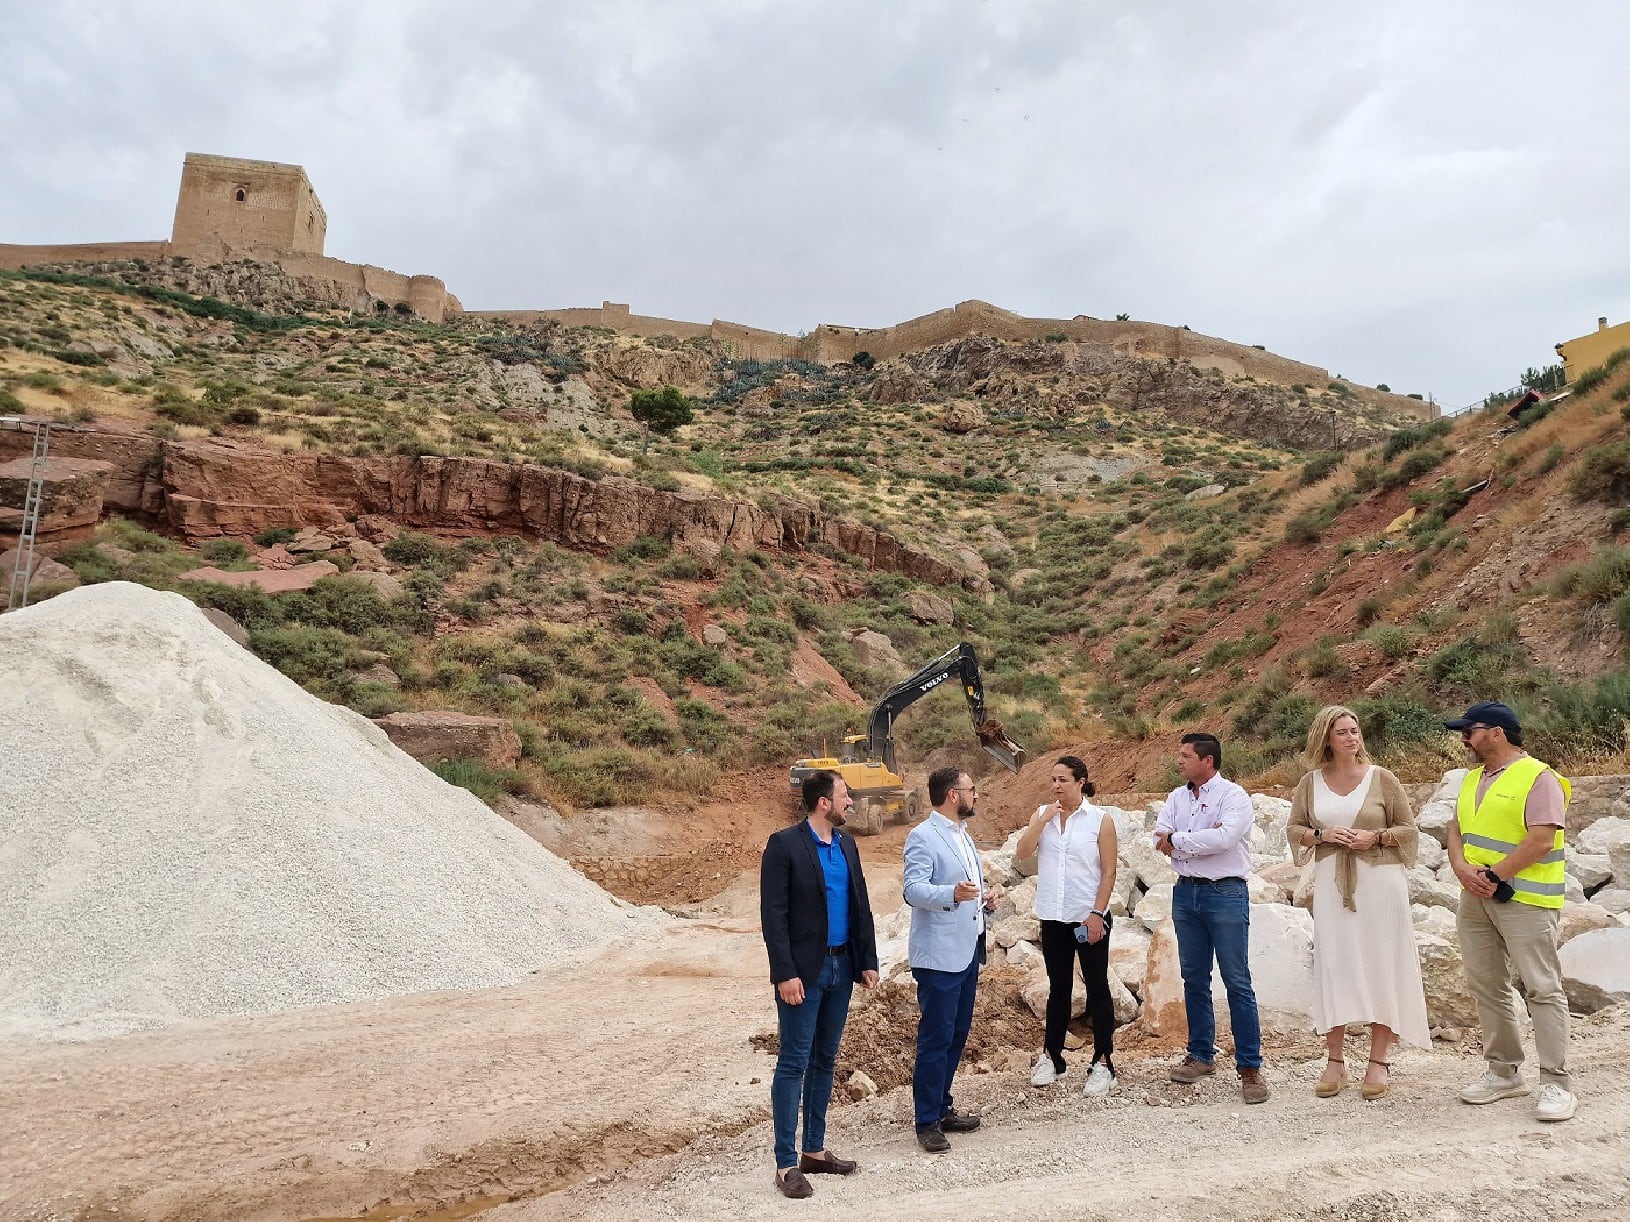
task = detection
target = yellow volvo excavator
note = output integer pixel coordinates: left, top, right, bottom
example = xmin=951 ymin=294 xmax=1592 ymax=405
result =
xmin=788 ymin=641 xmax=1026 ymax=835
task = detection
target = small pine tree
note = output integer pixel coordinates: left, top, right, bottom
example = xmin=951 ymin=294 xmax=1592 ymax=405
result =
xmin=629 ymin=385 xmax=694 ymax=452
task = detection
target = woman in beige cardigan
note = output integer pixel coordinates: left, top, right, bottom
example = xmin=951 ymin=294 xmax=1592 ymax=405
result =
xmin=1289 ymin=705 xmax=1430 ymax=1100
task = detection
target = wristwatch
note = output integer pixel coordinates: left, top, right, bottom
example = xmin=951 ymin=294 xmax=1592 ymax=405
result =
xmin=1313 ymin=828 xmax=1322 ymax=844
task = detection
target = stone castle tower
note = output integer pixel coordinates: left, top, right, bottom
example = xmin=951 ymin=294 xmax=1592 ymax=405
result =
xmin=169 ymin=153 xmax=328 ymax=261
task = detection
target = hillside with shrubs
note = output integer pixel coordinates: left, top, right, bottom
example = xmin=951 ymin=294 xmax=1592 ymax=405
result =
xmin=4 ymin=262 xmax=1630 ymax=807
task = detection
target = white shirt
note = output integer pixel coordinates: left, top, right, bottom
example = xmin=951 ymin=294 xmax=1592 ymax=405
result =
xmin=1153 ymin=773 xmax=1254 ymax=880
xmin=1033 ymin=800 xmax=1106 ymax=923
xmin=931 ymin=809 xmax=985 ymax=933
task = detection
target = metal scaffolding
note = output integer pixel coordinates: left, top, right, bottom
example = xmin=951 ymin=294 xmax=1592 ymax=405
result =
xmin=2 ymin=417 xmax=68 ymax=612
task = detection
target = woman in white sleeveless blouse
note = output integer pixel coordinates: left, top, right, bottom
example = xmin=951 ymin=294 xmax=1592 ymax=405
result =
xmin=1015 ymin=755 xmax=1119 ymax=1097
xmin=1288 ymin=706 xmax=1430 ymax=1100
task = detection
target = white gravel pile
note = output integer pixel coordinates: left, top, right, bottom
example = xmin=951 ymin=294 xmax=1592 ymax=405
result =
xmin=0 ymin=581 xmax=656 ymax=1042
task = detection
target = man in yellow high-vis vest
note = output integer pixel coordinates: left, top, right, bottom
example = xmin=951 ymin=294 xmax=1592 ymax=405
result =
xmin=1443 ymin=701 xmax=1576 ymax=1122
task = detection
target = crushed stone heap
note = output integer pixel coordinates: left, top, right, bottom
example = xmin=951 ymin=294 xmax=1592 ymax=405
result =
xmin=0 ymin=582 xmax=656 ymax=1042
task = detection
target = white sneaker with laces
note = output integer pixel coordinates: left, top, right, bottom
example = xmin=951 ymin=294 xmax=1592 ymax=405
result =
xmin=1031 ymin=1054 xmax=1062 ymax=1087
xmin=1083 ymin=1063 xmax=1116 ymax=1098
xmin=1459 ymin=1069 xmax=1528 ymax=1105
xmin=1535 ymin=1083 xmax=1577 ymax=1122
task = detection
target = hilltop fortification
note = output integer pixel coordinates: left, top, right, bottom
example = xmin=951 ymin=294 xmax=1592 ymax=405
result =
xmin=2 ymin=152 xmax=1431 ymax=419
xmin=0 ymin=153 xmax=457 ymax=322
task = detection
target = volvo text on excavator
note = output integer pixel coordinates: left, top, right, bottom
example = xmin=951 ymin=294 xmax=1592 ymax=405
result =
xmin=787 ymin=642 xmax=1026 ymax=835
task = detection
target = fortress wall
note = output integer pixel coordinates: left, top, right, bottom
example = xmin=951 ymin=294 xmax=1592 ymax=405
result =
xmin=272 ymin=253 xmax=453 ymax=323
xmin=709 ymin=320 xmax=800 ymax=360
xmin=0 ymin=241 xmax=172 ymax=271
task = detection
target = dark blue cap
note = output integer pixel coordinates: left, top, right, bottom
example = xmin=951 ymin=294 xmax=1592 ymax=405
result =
xmin=1443 ymin=701 xmax=1521 ymax=733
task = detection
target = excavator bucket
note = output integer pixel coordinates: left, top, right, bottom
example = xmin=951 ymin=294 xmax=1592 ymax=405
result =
xmin=975 ymin=717 xmax=1025 ymax=773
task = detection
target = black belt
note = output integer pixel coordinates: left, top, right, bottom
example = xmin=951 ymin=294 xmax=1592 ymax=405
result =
xmin=825 ymin=944 xmax=849 ymax=956
xmin=1177 ymin=875 xmax=1246 ymax=886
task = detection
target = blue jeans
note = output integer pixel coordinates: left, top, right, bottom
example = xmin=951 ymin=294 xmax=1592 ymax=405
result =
xmin=911 ymin=956 xmax=980 ymax=1129
xmin=772 ymin=951 xmax=854 ymax=1170
xmin=1171 ymin=878 xmax=1261 ymax=1069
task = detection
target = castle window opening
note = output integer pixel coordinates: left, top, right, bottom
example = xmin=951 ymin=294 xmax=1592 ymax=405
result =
xmin=234 ymin=187 xmax=247 ymax=202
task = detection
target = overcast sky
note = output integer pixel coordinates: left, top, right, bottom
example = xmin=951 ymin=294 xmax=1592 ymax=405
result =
xmin=4 ymin=1 xmax=1628 ymax=407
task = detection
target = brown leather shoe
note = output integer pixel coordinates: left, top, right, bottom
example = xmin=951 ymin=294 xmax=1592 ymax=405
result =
xmin=1240 ymin=1067 xmax=1270 ymax=1104
xmin=940 ymin=1107 xmax=981 ymax=1132
xmin=1170 ymin=1055 xmax=1216 ymax=1084
xmin=776 ymin=1167 xmax=814 ymax=1198
xmin=799 ymin=1151 xmax=857 ymax=1175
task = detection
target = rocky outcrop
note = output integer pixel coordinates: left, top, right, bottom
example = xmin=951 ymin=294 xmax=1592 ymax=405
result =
xmin=0 ymin=433 xmax=983 ymax=590
xmin=895 ymin=336 xmax=1400 ymax=449
xmin=375 ymin=711 xmax=522 ymax=770
xmin=0 ymin=456 xmax=115 ymax=536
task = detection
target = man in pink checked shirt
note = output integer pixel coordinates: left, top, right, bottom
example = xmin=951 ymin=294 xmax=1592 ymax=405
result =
xmin=1153 ymin=732 xmax=1268 ymax=1104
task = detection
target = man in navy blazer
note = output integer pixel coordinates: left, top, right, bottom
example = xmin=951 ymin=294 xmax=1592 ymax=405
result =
xmin=904 ymin=765 xmax=1000 ymax=1152
xmin=760 ymin=770 xmax=880 ymax=1199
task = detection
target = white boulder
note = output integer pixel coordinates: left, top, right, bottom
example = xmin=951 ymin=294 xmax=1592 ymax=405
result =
xmin=1575 ymin=815 xmax=1630 ymax=860
xmin=993 ymin=913 xmax=1040 ymax=949
xmin=1109 ymin=921 xmax=1152 ymax=994
xmin=1133 ymin=883 xmax=1174 ymax=929
xmin=1567 ymin=852 xmax=1614 ymax=892
xmin=1559 ymin=901 xmax=1618 ymax=946
xmin=1007 ymin=938 xmax=1044 ymax=973
xmin=1220 ymin=904 xmax=1314 ymax=1030
xmin=1559 ymin=926 xmax=1630 ymax=1013
xmin=1121 ymin=834 xmax=1177 ymax=890
xmin=1415 ymin=770 xmax=1469 ymax=846
xmin=1416 ymin=932 xmax=1480 ymax=1028
xmin=1593 ymin=887 xmax=1630 ymax=915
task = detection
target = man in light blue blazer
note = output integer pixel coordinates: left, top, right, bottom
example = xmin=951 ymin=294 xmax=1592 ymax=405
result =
xmin=904 ymin=765 xmax=1000 ymax=1152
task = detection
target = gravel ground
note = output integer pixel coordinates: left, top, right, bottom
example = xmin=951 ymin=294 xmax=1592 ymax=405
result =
xmin=0 ymin=581 xmax=656 ymax=1041
xmin=530 ymin=1004 xmax=1630 ymax=1222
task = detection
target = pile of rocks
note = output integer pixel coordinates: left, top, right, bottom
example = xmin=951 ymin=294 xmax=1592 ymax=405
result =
xmin=874 ymin=773 xmax=1630 ymax=1041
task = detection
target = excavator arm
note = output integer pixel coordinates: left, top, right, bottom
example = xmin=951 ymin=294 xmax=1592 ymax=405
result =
xmin=863 ymin=642 xmax=1026 ymax=775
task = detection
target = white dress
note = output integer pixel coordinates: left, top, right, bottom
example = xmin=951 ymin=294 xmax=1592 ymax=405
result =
xmin=1309 ymin=767 xmax=1432 ymax=1047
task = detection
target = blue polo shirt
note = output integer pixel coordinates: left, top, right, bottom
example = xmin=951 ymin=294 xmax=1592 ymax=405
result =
xmin=807 ymin=822 xmax=850 ymax=948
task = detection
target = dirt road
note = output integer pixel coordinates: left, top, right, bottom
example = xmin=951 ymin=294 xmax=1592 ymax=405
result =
xmin=4 ymin=903 xmax=1627 ymax=1222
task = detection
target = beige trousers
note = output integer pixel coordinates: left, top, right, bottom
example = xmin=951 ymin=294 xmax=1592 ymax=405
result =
xmin=1456 ymin=892 xmax=1571 ymax=1090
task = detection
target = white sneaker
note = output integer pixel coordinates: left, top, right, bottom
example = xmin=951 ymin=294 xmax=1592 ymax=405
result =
xmin=1031 ymin=1054 xmax=1062 ymax=1087
xmin=1083 ymin=1063 xmax=1116 ymax=1098
xmin=1459 ymin=1069 xmax=1528 ymax=1105
xmin=1535 ymin=1083 xmax=1577 ymax=1122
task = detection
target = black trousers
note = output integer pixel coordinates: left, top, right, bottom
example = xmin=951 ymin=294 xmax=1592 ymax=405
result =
xmin=1039 ymin=917 xmax=1116 ymax=1066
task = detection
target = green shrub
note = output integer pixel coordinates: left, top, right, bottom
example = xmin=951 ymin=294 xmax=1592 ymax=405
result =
xmin=1303 ymin=636 xmax=1342 ymax=678
xmin=1366 ymin=624 xmax=1414 ymax=659
xmin=198 ymin=539 xmax=250 ymax=566
xmin=1299 ymin=453 xmax=1341 ymax=486
xmin=248 ymin=625 xmax=364 ymax=684
xmin=1556 ymin=547 xmax=1630 ymax=603
xmin=383 ymin=531 xmax=448 ymax=566
xmin=1386 ymin=446 xmax=1449 ymax=487
xmin=1352 ymin=693 xmax=1439 ymax=750
xmin=1569 ymin=440 xmax=1630 ymax=503
xmin=1284 ymin=512 xmax=1322 ymax=544
xmin=255 ymin=526 xmax=298 ymax=547
xmin=428 ymin=759 xmax=529 ymax=802
xmin=1526 ymin=671 xmax=1630 ymax=760
xmin=1382 ymin=418 xmax=1453 ymax=462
